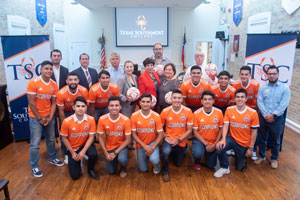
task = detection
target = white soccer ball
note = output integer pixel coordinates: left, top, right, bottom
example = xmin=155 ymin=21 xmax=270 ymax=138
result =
xmin=165 ymin=91 xmax=172 ymax=104
xmin=154 ymin=65 xmax=164 ymax=76
xmin=126 ymin=87 xmax=140 ymax=101
xmin=151 ymin=95 xmax=157 ymax=108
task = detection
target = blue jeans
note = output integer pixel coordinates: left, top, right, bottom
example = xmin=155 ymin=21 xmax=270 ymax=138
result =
xmin=258 ymin=112 xmax=284 ymax=160
xmin=161 ymin=141 xmax=186 ymax=173
xmin=192 ymin=139 xmax=217 ymax=169
xmin=136 ymin=141 xmax=160 ymax=172
xmin=29 ymin=116 xmax=57 ymax=168
xmin=217 ymin=136 xmax=248 ymax=170
xmin=60 ymin=110 xmax=74 ymax=155
xmin=95 ymin=107 xmax=109 ymax=122
xmin=106 ymin=147 xmax=128 ymax=174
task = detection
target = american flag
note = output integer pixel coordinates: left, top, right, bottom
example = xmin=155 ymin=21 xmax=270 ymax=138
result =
xmin=181 ymin=31 xmax=187 ymax=71
xmin=100 ymin=32 xmax=107 ymax=70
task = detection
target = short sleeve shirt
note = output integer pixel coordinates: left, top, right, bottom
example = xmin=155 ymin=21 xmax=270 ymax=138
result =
xmin=89 ymin=82 xmax=120 ymax=108
xmin=211 ymin=83 xmax=236 ymax=108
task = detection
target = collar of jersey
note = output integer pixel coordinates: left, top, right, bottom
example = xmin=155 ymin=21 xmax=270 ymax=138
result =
xmin=140 ymin=110 xmax=152 ymax=119
xmin=73 ymin=114 xmax=87 ymax=124
xmin=171 ymin=105 xmax=182 ymax=114
xmin=109 ymin=113 xmax=120 ymax=122
xmin=40 ymin=76 xmax=51 ymax=85
xmin=235 ymin=105 xmax=247 ymax=114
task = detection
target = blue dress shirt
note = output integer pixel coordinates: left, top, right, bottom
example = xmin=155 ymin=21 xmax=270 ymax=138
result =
xmin=106 ymin=66 xmax=124 ymax=84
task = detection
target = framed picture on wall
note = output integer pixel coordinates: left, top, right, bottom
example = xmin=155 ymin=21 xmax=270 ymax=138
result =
xmin=233 ymin=35 xmax=240 ymax=51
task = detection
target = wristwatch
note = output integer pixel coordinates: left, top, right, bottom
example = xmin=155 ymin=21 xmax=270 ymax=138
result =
xmin=177 ymin=138 xmax=182 ymax=143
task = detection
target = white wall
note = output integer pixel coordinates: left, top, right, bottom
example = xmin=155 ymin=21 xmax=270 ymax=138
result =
xmin=64 ymin=0 xmax=221 ymax=72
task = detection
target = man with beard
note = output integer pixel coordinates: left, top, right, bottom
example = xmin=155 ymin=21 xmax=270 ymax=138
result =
xmin=151 ymin=43 xmax=170 ymax=67
xmin=57 ymin=72 xmax=89 ymax=164
xmin=254 ymin=65 xmax=290 ymax=169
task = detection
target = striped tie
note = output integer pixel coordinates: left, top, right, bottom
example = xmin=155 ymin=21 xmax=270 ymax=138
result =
xmin=85 ymin=70 xmax=92 ymax=88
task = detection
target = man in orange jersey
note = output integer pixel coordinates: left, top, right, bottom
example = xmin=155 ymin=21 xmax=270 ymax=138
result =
xmin=211 ymin=71 xmax=236 ymax=114
xmin=180 ymin=65 xmax=211 ymax=112
xmin=160 ymin=90 xmax=193 ymax=182
xmin=61 ymin=96 xmax=99 ymax=180
xmin=214 ymin=89 xmax=259 ymax=178
xmin=131 ymin=93 xmax=164 ymax=174
xmin=89 ymin=70 xmax=119 ymax=122
xmin=97 ymin=96 xmax=131 ymax=178
xmin=232 ymin=66 xmax=259 ymax=109
xmin=192 ymin=91 xmax=223 ymax=170
xmin=27 ymin=61 xmax=64 ymax=178
xmin=57 ymin=72 xmax=89 ymax=164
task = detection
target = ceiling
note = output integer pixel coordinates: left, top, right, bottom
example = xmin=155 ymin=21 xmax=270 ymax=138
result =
xmin=74 ymin=0 xmax=207 ymax=10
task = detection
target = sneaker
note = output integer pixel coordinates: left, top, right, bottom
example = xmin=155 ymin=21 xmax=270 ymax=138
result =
xmin=271 ymin=160 xmax=278 ymax=169
xmin=214 ymin=167 xmax=230 ymax=178
xmin=226 ymin=149 xmax=235 ymax=156
xmin=120 ymin=170 xmax=127 ymax=179
xmin=32 ymin=168 xmax=43 ymax=178
xmin=64 ymin=155 xmax=68 ymax=165
xmin=193 ymin=163 xmax=201 ymax=171
xmin=153 ymin=164 xmax=161 ymax=174
xmin=162 ymin=172 xmax=170 ymax=182
xmin=251 ymin=152 xmax=258 ymax=161
xmin=254 ymin=157 xmax=266 ymax=165
xmin=50 ymin=158 xmax=64 ymax=167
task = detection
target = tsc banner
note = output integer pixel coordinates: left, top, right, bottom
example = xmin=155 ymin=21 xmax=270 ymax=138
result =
xmin=1 ymin=35 xmax=50 ymax=141
xmin=245 ymin=34 xmax=297 ymax=86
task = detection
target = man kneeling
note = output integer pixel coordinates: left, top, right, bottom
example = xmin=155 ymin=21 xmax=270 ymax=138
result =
xmin=61 ymin=96 xmax=99 ymax=180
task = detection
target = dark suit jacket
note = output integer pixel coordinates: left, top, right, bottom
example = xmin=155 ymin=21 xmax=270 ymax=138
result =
xmin=51 ymin=65 xmax=69 ymax=89
xmin=72 ymin=67 xmax=98 ymax=90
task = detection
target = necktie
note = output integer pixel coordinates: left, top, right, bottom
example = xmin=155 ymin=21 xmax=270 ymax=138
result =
xmin=85 ymin=70 xmax=92 ymax=88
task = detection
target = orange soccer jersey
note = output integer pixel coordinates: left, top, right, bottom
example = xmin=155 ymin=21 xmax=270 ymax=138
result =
xmin=224 ymin=106 xmax=259 ymax=147
xmin=60 ymin=114 xmax=96 ymax=150
xmin=211 ymin=83 xmax=236 ymax=108
xmin=27 ymin=76 xmax=58 ymax=118
xmin=160 ymin=105 xmax=194 ymax=147
xmin=89 ymin=82 xmax=119 ymax=108
xmin=193 ymin=107 xmax=224 ymax=145
xmin=57 ymin=85 xmax=89 ymax=111
xmin=131 ymin=110 xmax=163 ymax=148
xmin=232 ymin=79 xmax=260 ymax=108
xmin=97 ymin=113 xmax=131 ymax=151
xmin=180 ymin=79 xmax=212 ymax=107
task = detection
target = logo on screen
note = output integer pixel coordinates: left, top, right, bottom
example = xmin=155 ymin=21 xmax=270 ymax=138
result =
xmin=136 ymin=16 xmax=147 ymax=31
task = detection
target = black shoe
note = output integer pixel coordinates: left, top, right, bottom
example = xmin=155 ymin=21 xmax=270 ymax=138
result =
xmin=88 ymin=170 xmax=100 ymax=180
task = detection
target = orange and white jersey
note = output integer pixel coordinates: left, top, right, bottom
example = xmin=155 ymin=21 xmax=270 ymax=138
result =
xmin=160 ymin=105 xmax=194 ymax=147
xmin=211 ymin=83 xmax=236 ymax=108
xmin=57 ymin=85 xmax=89 ymax=111
xmin=224 ymin=106 xmax=259 ymax=147
xmin=193 ymin=107 xmax=224 ymax=145
xmin=180 ymin=78 xmax=212 ymax=107
xmin=131 ymin=110 xmax=163 ymax=148
xmin=60 ymin=114 xmax=96 ymax=150
xmin=232 ymin=79 xmax=260 ymax=108
xmin=97 ymin=113 xmax=131 ymax=151
xmin=27 ymin=76 xmax=58 ymax=118
xmin=89 ymin=82 xmax=119 ymax=108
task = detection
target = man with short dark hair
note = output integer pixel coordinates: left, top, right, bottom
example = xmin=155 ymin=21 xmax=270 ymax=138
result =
xmin=192 ymin=90 xmax=223 ymax=171
xmin=61 ymin=96 xmax=99 ymax=180
xmin=27 ymin=60 xmax=64 ymax=178
xmin=151 ymin=43 xmax=170 ymax=67
xmin=180 ymin=65 xmax=211 ymax=112
xmin=160 ymin=90 xmax=193 ymax=182
xmin=50 ymin=49 xmax=69 ymax=89
xmin=89 ymin=70 xmax=119 ymax=121
xmin=131 ymin=93 xmax=164 ymax=174
xmin=97 ymin=96 xmax=131 ymax=178
xmin=214 ymin=89 xmax=259 ymax=178
xmin=72 ymin=53 xmax=98 ymax=90
xmin=254 ymin=66 xmax=290 ymax=169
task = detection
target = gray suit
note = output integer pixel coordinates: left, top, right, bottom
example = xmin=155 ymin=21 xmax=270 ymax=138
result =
xmin=117 ymin=73 xmax=138 ymax=118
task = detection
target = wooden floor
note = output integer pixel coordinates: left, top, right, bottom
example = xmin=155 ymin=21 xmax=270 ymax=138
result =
xmin=1 ymin=127 xmax=300 ymax=200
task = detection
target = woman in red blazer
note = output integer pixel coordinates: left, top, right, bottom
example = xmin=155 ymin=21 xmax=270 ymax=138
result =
xmin=138 ymin=57 xmax=161 ymax=99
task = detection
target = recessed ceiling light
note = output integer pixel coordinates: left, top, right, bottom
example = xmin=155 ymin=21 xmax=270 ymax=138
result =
xmin=70 ymin=0 xmax=78 ymax=5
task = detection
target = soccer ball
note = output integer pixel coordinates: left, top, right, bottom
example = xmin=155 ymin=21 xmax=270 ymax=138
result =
xmin=151 ymin=95 xmax=157 ymax=108
xmin=126 ymin=87 xmax=140 ymax=101
xmin=165 ymin=91 xmax=172 ymax=104
xmin=153 ymin=65 xmax=164 ymax=76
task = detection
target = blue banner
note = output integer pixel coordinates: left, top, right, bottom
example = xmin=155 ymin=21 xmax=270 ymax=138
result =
xmin=36 ymin=0 xmax=47 ymax=26
xmin=233 ymin=0 xmax=243 ymax=26
xmin=1 ymin=35 xmax=50 ymax=141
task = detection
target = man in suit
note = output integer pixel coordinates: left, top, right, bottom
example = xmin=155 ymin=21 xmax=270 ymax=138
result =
xmin=72 ymin=53 xmax=98 ymax=91
xmin=50 ymin=49 xmax=69 ymax=90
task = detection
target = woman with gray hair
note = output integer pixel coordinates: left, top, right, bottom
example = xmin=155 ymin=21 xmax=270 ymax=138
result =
xmin=117 ymin=60 xmax=138 ymax=118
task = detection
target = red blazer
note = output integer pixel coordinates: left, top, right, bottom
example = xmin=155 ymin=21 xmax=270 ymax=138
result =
xmin=138 ymin=71 xmax=160 ymax=97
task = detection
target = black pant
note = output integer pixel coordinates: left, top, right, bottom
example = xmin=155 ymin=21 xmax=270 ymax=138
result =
xmin=67 ymin=143 xmax=98 ymax=180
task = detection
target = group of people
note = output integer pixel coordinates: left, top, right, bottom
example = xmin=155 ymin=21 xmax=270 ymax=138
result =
xmin=26 ymin=44 xmax=290 ymax=183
